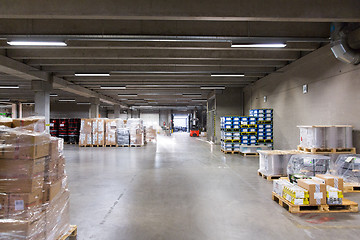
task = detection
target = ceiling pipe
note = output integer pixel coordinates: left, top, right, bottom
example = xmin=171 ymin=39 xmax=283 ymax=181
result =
xmin=330 ymin=23 xmax=360 ymax=65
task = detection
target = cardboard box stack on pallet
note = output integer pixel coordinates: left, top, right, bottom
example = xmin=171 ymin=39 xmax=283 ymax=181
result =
xmin=92 ymin=119 xmax=105 ymax=146
xmin=116 ymin=119 xmax=130 ymax=146
xmin=0 ymin=117 xmax=71 ymax=239
xmin=105 ymin=119 xmax=117 ymax=146
xmin=79 ymin=119 xmax=92 ymax=146
xmin=127 ymin=119 xmax=144 ymax=146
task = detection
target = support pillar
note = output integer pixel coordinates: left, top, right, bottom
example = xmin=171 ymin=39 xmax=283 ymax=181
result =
xmin=114 ymin=105 xmax=121 ymax=119
xmin=89 ymin=97 xmax=100 ymax=118
xmin=32 ymin=80 xmax=52 ymax=132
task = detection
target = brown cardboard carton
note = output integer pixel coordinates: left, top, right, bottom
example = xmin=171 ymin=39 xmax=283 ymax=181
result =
xmin=43 ymin=179 xmax=62 ymax=203
xmin=44 ymin=156 xmax=58 ymax=183
xmin=0 ymin=212 xmax=45 ymax=240
xmin=105 ymin=119 xmax=117 ymax=145
xmin=49 ymin=137 xmax=63 ymax=160
xmin=79 ymin=133 xmax=92 ymax=145
xmin=315 ymin=174 xmax=344 ymax=191
xmin=92 ymin=119 xmax=105 ymax=133
xmin=12 ymin=117 xmax=46 ymax=133
xmin=57 ymin=156 xmax=65 ymax=179
xmin=0 ymin=158 xmax=45 ymax=180
xmin=8 ymin=189 xmax=43 ymax=220
xmin=0 ymin=175 xmax=44 ymax=193
xmin=297 ymin=179 xmax=326 ymax=205
xmin=0 ymin=193 xmax=9 ymax=218
xmin=0 ymin=118 xmax=13 ymax=128
xmin=80 ymin=119 xmax=92 ymax=134
xmin=105 ymin=132 xmax=116 ymax=145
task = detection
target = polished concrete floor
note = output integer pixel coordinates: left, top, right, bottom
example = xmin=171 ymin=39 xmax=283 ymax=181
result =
xmin=64 ymin=133 xmax=360 ymax=240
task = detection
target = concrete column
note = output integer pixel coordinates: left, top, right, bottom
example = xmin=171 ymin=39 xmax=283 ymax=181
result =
xmin=11 ymin=103 xmax=17 ymax=118
xmin=17 ymin=102 xmax=22 ymax=118
xmin=32 ymin=80 xmax=52 ymax=132
xmin=114 ymin=105 xmax=121 ymax=118
xmin=89 ymin=97 xmax=100 ymax=118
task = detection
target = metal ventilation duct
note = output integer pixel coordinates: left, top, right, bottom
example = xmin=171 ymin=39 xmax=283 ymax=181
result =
xmin=330 ymin=23 xmax=360 ymax=65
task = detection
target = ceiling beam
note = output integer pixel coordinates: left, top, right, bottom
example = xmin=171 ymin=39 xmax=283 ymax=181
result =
xmin=0 ymin=0 xmax=359 ymax=22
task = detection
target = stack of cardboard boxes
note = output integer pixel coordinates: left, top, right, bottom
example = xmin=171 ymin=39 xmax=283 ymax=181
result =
xmin=127 ymin=119 xmax=144 ymax=146
xmin=105 ymin=119 xmax=117 ymax=145
xmin=0 ymin=118 xmax=70 ymax=239
xmin=92 ymin=119 xmax=105 ymax=146
xmin=79 ymin=119 xmax=92 ymax=146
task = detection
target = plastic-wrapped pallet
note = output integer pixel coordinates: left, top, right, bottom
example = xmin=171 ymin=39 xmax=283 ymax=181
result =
xmin=258 ymin=150 xmax=303 ymax=176
xmin=126 ymin=118 xmax=144 ymax=146
xmin=287 ymin=154 xmax=331 ymax=177
xmin=0 ymin=119 xmax=70 ymax=240
xmin=92 ymin=119 xmax=105 ymax=146
xmin=79 ymin=119 xmax=92 ymax=145
xmin=334 ymin=154 xmax=360 ymax=184
xmin=298 ymin=125 xmax=353 ymax=149
xmin=145 ymin=125 xmax=157 ymax=143
xmin=116 ymin=128 xmax=130 ymax=146
xmin=105 ymin=119 xmax=117 ymax=145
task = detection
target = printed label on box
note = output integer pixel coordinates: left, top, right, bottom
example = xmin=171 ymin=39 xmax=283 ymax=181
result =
xmin=14 ymin=200 xmax=24 ymax=211
xmin=314 ymin=192 xmax=323 ymax=200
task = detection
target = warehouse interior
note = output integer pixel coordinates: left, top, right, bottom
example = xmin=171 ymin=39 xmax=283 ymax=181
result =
xmin=1 ymin=1 xmax=360 ymax=240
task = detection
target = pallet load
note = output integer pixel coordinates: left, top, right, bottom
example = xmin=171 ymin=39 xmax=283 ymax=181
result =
xmin=297 ymin=125 xmax=355 ymax=154
xmin=105 ymin=119 xmax=117 ymax=146
xmin=79 ymin=119 xmax=92 ymax=146
xmin=67 ymin=119 xmax=80 ymax=144
xmin=249 ymin=108 xmax=273 ymax=148
xmin=334 ymin=154 xmax=360 ymax=192
xmin=145 ymin=126 xmax=157 ymax=143
xmin=127 ymin=118 xmax=144 ymax=146
xmin=0 ymin=118 xmax=71 ymax=239
xmin=220 ymin=116 xmax=241 ymax=154
xmin=258 ymin=150 xmax=303 ymax=180
xmin=287 ymin=154 xmax=331 ymax=177
xmin=92 ymin=119 xmax=105 ymax=146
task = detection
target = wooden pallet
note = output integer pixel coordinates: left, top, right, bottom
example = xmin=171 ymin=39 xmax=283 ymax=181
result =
xmin=258 ymin=171 xmax=283 ymax=181
xmin=221 ymin=149 xmax=240 ymax=154
xmin=297 ymin=145 xmax=356 ymax=154
xmin=272 ymin=192 xmax=359 ymax=213
xmin=344 ymin=182 xmax=360 ymax=193
xmin=105 ymin=145 xmax=117 ymax=147
xmin=66 ymin=142 xmax=78 ymax=145
xmin=118 ymin=145 xmax=129 ymax=147
xmin=79 ymin=145 xmax=91 ymax=147
xmin=58 ymin=225 xmax=77 ymax=240
xmin=272 ymin=192 xmax=358 ymax=213
xmin=91 ymin=145 xmax=104 ymax=147
xmin=130 ymin=145 xmax=142 ymax=147
xmin=240 ymin=152 xmax=259 ymax=157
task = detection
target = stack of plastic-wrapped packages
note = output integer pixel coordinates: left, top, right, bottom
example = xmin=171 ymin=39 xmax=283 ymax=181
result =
xmin=334 ymin=154 xmax=360 ymax=184
xmin=116 ymin=119 xmax=129 ymax=146
xmin=145 ymin=125 xmax=157 ymax=143
xmin=126 ymin=118 xmax=144 ymax=146
xmin=0 ymin=117 xmax=70 ymax=239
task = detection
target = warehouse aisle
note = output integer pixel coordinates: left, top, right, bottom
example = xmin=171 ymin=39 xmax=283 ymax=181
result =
xmin=64 ymin=133 xmax=360 ymax=240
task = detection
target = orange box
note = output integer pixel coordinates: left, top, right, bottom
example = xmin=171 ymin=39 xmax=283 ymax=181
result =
xmin=297 ymin=179 xmax=326 ymax=206
xmin=315 ymin=174 xmax=344 ymax=191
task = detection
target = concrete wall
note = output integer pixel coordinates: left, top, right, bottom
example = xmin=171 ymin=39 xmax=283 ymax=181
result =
xmin=50 ymin=103 xmax=90 ymax=118
xmin=243 ymin=45 xmax=360 ymax=151
xmin=159 ymin=110 xmax=171 ymax=128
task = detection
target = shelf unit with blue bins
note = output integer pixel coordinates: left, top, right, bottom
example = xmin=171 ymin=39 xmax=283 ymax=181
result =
xmin=220 ymin=116 xmax=241 ymax=153
xmin=249 ymin=109 xmax=274 ymax=149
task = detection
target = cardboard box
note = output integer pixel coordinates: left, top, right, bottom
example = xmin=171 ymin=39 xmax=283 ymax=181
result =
xmin=49 ymin=137 xmax=63 ymax=160
xmin=297 ymin=179 xmax=326 ymax=205
xmin=0 ymin=193 xmax=9 ymax=218
xmin=57 ymin=156 xmax=65 ymax=180
xmin=315 ymin=174 xmax=344 ymax=191
xmin=92 ymin=119 xmax=105 ymax=133
xmin=44 ymin=156 xmax=58 ymax=183
xmin=8 ymin=189 xmax=43 ymax=219
xmin=0 ymin=175 xmax=44 ymax=193
xmin=105 ymin=132 xmax=116 ymax=145
xmin=0 ymin=118 xmax=13 ymax=128
xmin=80 ymin=119 xmax=92 ymax=134
xmin=43 ymin=179 xmax=62 ymax=203
xmin=0 ymin=157 xmax=45 ymax=179
xmin=79 ymin=133 xmax=92 ymax=145
xmin=12 ymin=117 xmax=46 ymax=133
xmin=0 ymin=212 xmax=45 ymax=240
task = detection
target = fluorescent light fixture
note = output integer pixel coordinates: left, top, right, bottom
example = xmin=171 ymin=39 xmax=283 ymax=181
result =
xmin=200 ymin=86 xmax=226 ymax=90
xmin=0 ymin=99 xmax=10 ymax=102
xmin=118 ymin=94 xmax=138 ymax=97
xmin=25 ymin=102 xmax=35 ymax=105
xmin=211 ymin=73 xmax=245 ymax=77
xmin=58 ymin=99 xmax=75 ymax=102
xmin=50 ymin=94 xmax=58 ymax=97
xmin=182 ymin=93 xmax=202 ymax=97
xmin=7 ymin=41 xmax=67 ymax=46
xmin=77 ymin=102 xmax=91 ymax=105
xmin=192 ymin=99 xmax=207 ymax=102
xmin=74 ymin=73 xmax=110 ymax=77
xmin=231 ymin=43 xmax=286 ymax=48
xmin=0 ymin=85 xmax=19 ymax=89
xmin=100 ymin=86 xmax=126 ymax=90
xmin=127 ymin=99 xmax=145 ymax=102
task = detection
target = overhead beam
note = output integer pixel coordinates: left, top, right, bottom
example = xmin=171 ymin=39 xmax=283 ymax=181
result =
xmin=0 ymin=0 xmax=359 ymax=22
xmin=7 ymin=49 xmax=300 ymax=61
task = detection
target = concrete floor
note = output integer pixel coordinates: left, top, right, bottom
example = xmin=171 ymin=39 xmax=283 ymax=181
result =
xmin=64 ymin=133 xmax=360 ymax=240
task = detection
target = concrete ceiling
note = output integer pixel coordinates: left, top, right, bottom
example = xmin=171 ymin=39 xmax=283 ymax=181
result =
xmin=0 ymin=0 xmax=359 ymax=109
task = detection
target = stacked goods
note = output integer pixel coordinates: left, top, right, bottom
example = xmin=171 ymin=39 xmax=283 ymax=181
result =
xmin=79 ymin=119 xmax=92 ymax=146
xmin=273 ymin=179 xmax=309 ymax=205
xmin=49 ymin=119 xmax=59 ymax=137
xmin=105 ymin=119 xmax=117 ymax=145
xmin=249 ymin=109 xmax=273 ymax=148
xmin=258 ymin=150 xmax=303 ymax=177
xmin=220 ymin=116 xmax=241 ymax=153
xmin=312 ymin=174 xmax=344 ymax=205
xmin=334 ymin=154 xmax=360 ymax=184
xmin=92 ymin=119 xmax=105 ymax=146
xmin=240 ymin=116 xmax=257 ymax=145
xmin=67 ymin=119 xmax=80 ymax=144
xmin=0 ymin=120 xmax=70 ymax=239
xmin=0 ymin=118 xmax=13 ymax=128
xmin=12 ymin=117 xmax=46 ymax=133
xmin=297 ymin=179 xmax=326 ymax=205
xmin=287 ymin=155 xmax=331 ymax=177
xmin=145 ymin=126 xmax=157 ymax=143
xmin=58 ymin=119 xmax=68 ymax=142
xmin=297 ymin=125 xmax=354 ymax=152
xmin=116 ymin=128 xmax=130 ymax=146
xmin=127 ymin=119 xmax=144 ymax=146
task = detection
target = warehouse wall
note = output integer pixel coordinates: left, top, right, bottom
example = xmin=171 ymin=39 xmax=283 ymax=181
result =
xmin=213 ymin=87 xmax=243 ymax=144
xmin=159 ymin=110 xmax=171 ymax=128
xmin=50 ymin=103 xmax=90 ymax=118
xmin=243 ymin=45 xmax=360 ymax=151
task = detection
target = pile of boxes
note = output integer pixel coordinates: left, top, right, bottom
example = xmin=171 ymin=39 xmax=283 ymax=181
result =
xmin=249 ymin=109 xmax=273 ymax=147
xmin=105 ymin=119 xmax=117 ymax=146
xmin=220 ymin=116 xmax=241 ymax=152
xmin=92 ymin=119 xmax=105 ymax=146
xmin=240 ymin=116 xmax=258 ymax=145
xmin=0 ymin=117 xmax=70 ymax=239
xmin=145 ymin=126 xmax=157 ymax=143
xmin=127 ymin=119 xmax=144 ymax=146
xmin=273 ymin=174 xmax=344 ymax=206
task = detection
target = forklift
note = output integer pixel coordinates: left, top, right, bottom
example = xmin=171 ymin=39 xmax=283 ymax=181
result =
xmin=189 ymin=110 xmax=200 ymax=137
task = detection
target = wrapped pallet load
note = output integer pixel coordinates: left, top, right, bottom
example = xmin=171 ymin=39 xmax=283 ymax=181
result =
xmin=334 ymin=154 xmax=360 ymax=184
xmin=287 ymin=155 xmax=331 ymax=179
xmin=105 ymin=119 xmax=117 ymax=146
xmin=79 ymin=119 xmax=92 ymax=146
xmin=116 ymin=119 xmax=130 ymax=146
xmin=92 ymin=119 xmax=105 ymax=146
xmin=0 ymin=117 xmax=70 ymax=239
xmin=127 ymin=118 xmax=144 ymax=146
